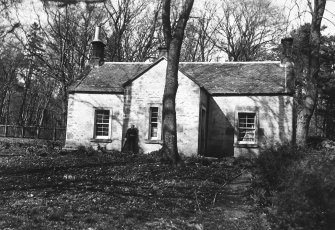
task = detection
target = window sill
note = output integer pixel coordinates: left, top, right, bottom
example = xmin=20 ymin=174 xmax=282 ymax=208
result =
xmin=90 ymin=138 xmax=112 ymax=143
xmin=234 ymin=143 xmax=259 ymax=148
xmin=144 ymin=139 xmax=163 ymax=144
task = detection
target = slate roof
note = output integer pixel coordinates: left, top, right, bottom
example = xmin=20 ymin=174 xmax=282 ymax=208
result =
xmin=70 ymin=62 xmax=151 ymax=93
xmin=179 ymin=62 xmax=286 ymax=95
xmin=70 ymin=60 xmax=288 ymax=95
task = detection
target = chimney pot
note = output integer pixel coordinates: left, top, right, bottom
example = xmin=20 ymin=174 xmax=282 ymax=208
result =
xmin=281 ymin=37 xmax=293 ymax=64
xmin=89 ymin=25 xmax=105 ymax=67
xmin=281 ymin=38 xmax=295 ymax=93
xmin=93 ymin=26 xmax=101 ymax=41
xmin=158 ymin=47 xmax=168 ymax=59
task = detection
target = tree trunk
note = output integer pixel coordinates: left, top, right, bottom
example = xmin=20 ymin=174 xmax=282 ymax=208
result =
xmin=296 ymin=84 xmax=318 ymax=145
xmin=296 ymin=0 xmax=326 ymax=145
xmin=61 ymin=83 xmax=68 ymax=127
xmin=162 ymin=40 xmax=182 ymax=166
xmin=19 ymin=64 xmax=33 ymax=126
xmin=161 ymin=0 xmax=194 ymax=166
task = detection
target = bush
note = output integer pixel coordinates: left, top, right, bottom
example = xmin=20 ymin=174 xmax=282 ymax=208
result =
xmin=0 ymin=141 xmax=11 ymax=149
xmin=77 ymin=145 xmax=87 ymax=155
xmin=76 ymin=145 xmax=98 ymax=156
xmin=46 ymin=140 xmax=63 ymax=150
xmin=253 ymin=145 xmax=335 ymax=229
xmin=255 ymin=144 xmax=303 ymax=191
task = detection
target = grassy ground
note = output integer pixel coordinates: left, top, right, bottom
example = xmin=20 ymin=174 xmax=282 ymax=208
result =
xmin=0 ymin=139 xmax=267 ymax=230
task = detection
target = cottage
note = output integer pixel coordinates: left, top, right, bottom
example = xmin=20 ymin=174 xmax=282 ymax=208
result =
xmin=64 ymin=29 xmax=294 ymax=158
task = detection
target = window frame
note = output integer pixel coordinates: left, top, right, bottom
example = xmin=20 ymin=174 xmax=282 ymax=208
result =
xmin=149 ymin=107 xmax=159 ymax=140
xmin=146 ymin=103 xmax=162 ymax=142
xmin=234 ymin=106 xmax=259 ymax=146
xmin=94 ymin=108 xmax=112 ymax=139
xmin=237 ymin=112 xmax=257 ymax=144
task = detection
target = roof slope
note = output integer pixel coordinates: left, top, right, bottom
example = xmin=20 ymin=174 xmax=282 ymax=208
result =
xmin=71 ymin=60 xmax=288 ymax=95
xmin=71 ymin=62 xmax=151 ymax=93
xmin=179 ymin=62 xmax=286 ymax=94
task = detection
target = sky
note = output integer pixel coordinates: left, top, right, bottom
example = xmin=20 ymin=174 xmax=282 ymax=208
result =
xmin=9 ymin=0 xmax=335 ymax=36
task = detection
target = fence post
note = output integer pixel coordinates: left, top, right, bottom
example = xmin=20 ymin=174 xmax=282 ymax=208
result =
xmin=36 ymin=126 xmax=40 ymax=139
xmin=53 ymin=127 xmax=56 ymax=141
xmin=21 ymin=126 xmax=25 ymax=138
xmin=4 ymin=124 xmax=8 ymax=137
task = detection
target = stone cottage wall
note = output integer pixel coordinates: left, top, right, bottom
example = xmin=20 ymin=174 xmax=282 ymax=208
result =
xmin=124 ymin=60 xmax=201 ymax=156
xmin=65 ymin=93 xmax=124 ymax=150
xmin=207 ymin=95 xmax=294 ymax=157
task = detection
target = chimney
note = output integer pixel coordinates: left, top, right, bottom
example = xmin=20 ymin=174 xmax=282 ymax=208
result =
xmin=157 ymin=47 xmax=168 ymax=59
xmin=89 ymin=25 xmax=105 ymax=67
xmin=281 ymin=37 xmax=294 ymax=93
xmin=281 ymin=37 xmax=293 ymax=65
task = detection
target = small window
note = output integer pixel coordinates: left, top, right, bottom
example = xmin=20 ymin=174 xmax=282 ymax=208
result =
xmin=149 ymin=107 xmax=159 ymax=139
xmin=95 ymin=110 xmax=110 ymax=138
xmin=238 ymin=112 xmax=256 ymax=143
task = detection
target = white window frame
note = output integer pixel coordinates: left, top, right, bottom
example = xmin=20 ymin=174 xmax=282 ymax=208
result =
xmin=146 ymin=103 xmax=162 ymax=141
xmin=234 ymin=106 xmax=259 ymax=146
xmin=149 ymin=107 xmax=159 ymax=140
xmin=237 ymin=112 xmax=257 ymax=144
xmin=94 ymin=109 xmax=112 ymax=139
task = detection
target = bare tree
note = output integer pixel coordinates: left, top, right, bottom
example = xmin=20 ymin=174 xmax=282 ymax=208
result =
xmin=161 ymin=0 xmax=194 ymax=166
xmin=122 ymin=1 xmax=161 ymax=61
xmin=103 ymin=0 xmax=157 ymax=61
xmin=37 ymin=4 xmax=105 ymax=126
xmin=0 ymin=0 xmax=21 ymax=39
xmin=214 ymin=0 xmax=287 ymax=61
xmin=0 ymin=41 xmax=23 ymax=124
xmin=180 ymin=0 xmax=218 ymax=62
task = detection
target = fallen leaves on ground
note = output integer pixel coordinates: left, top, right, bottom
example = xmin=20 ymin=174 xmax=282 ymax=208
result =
xmin=0 ymin=147 xmax=266 ymax=229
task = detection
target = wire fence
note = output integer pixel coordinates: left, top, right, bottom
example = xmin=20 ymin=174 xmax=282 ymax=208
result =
xmin=0 ymin=125 xmax=66 ymax=141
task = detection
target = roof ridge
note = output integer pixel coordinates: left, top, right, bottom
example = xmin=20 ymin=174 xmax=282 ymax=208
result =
xmin=180 ymin=61 xmax=281 ymax=64
xmin=103 ymin=62 xmax=151 ymax=64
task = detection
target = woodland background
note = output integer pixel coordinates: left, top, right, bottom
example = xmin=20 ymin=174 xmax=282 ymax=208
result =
xmin=0 ymin=0 xmax=334 ymax=140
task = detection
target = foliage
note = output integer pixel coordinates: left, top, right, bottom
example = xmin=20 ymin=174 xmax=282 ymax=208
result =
xmin=253 ymin=144 xmax=335 ymax=229
xmin=255 ymin=144 xmax=303 ymax=191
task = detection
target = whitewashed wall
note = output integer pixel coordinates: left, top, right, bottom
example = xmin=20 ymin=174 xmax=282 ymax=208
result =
xmin=124 ymin=60 xmax=201 ymax=156
xmin=65 ymin=93 xmax=124 ymax=150
xmin=207 ymin=95 xmax=294 ymax=157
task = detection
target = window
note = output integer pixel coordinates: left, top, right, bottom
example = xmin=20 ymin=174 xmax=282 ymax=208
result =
xmin=95 ymin=110 xmax=110 ymax=138
xmin=149 ymin=107 xmax=159 ymax=139
xmin=238 ymin=112 xmax=256 ymax=143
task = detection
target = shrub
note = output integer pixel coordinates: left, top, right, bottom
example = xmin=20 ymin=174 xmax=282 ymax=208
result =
xmin=76 ymin=145 xmax=98 ymax=156
xmin=255 ymin=144 xmax=303 ymax=191
xmin=254 ymin=145 xmax=335 ymax=229
xmin=86 ymin=146 xmax=96 ymax=156
xmin=0 ymin=141 xmax=11 ymax=149
xmin=77 ymin=145 xmax=87 ymax=155
xmin=46 ymin=140 xmax=63 ymax=150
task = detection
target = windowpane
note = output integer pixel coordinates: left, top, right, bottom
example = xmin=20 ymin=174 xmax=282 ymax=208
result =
xmin=238 ymin=112 xmax=256 ymax=142
xmin=151 ymin=126 xmax=158 ymax=137
xmin=150 ymin=107 xmax=159 ymax=138
xmin=95 ymin=110 xmax=110 ymax=137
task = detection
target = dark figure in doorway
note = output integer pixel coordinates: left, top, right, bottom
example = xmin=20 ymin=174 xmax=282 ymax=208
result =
xmin=123 ymin=125 xmax=139 ymax=154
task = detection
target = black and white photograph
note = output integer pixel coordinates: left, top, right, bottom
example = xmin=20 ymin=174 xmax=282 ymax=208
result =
xmin=0 ymin=0 xmax=334 ymax=229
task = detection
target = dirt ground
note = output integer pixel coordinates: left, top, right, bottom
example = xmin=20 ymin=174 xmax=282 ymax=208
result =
xmin=0 ymin=139 xmax=268 ymax=229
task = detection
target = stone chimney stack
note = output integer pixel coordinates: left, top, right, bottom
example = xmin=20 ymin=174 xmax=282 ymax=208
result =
xmin=281 ymin=37 xmax=294 ymax=93
xmin=157 ymin=47 xmax=168 ymax=59
xmin=89 ymin=25 xmax=105 ymax=67
xmin=281 ymin=37 xmax=293 ymax=65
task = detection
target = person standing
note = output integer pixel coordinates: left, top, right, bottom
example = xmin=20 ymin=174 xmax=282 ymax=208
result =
xmin=123 ymin=125 xmax=139 ymax=154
